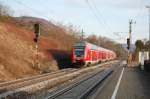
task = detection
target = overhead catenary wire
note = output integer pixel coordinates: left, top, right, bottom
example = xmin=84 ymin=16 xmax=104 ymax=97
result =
xmin=85 ymin=0 xmax=111 ymax=34
xmin=90 ymin=0 xmax=127 ymax=41
xmin=13 ymin=0 xmax=58 ymax=34
xmin=85 ymin=0 xmax=126 ymax=41
xmin=13 ymin=0 xmax=54 ymax=20
xmin=89 ymin=0 xmax=113 ymax=33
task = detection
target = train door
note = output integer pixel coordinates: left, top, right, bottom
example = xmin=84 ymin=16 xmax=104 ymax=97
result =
xmin=89 ymin=50 xmax=92 ymax=62
xmin=93 ymin=50 xmax=96 ymax=62
xmin=96 ymin=51 xmax=99 ymax=62
xmin=92 ymin=50 xmax=94 ymax=61
xmin=99 ymin=51 xmax=102 ymax=60
xmin=102 ymin=51 xmax=104 ymax=60
xmin=90 ymin=50 xmax=94 ymax=62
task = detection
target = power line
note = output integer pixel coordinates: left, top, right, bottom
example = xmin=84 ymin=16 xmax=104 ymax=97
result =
xmin=89 ymin=0 xmax=113 ymax=33
xmin=85 ymin=0 xmax=110 ymax=33
xmin=13 ymin=0 xmax=54 ymax=19
xmin=13 ymin=0 xmax=57 ymax=33
xmin=85 ymin=0 xmax=125 ymax=41
xmin=90 ymin=0 xmax=127 ymax=41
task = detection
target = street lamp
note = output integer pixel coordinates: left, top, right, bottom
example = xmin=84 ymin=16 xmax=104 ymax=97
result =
xmin=146 ymin=6 xmax=150 ymax=41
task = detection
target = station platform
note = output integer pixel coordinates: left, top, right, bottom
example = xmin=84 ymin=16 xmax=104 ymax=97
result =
xmin=95 ymin=64 xmax=150 ymax=99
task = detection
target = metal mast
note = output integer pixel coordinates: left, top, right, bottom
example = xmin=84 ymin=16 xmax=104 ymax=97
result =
xmin=127 ymin=19 xmax=136 ymax=65
xmin=146 ymin=6 xmax=150 ymax=41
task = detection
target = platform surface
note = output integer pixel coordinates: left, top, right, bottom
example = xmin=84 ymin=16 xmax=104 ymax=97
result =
xmin=95 ymin=65 xmax=150 ymax=99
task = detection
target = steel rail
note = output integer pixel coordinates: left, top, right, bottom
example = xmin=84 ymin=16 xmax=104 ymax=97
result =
xmin=45 ymin=68 xmax=112 ymax=99
xmin=0 ymin=68 xmax=74 ymax=88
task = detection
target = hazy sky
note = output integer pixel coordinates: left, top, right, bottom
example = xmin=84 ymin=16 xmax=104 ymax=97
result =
xmin=1 ymin=0 xmax=150 ymax=43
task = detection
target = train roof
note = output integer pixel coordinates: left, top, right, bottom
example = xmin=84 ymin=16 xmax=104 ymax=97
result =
xmin=73 ymin=41 xmax=96 ymax=49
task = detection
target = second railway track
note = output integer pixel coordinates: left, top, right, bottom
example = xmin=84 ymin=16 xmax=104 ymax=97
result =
xmin=0 ymin=68 xmax=75 ymax=89
xmin=0 ymin=68 xmax=77 ymax=98
xmin=45 ymin=68 xmax=113 ymax=99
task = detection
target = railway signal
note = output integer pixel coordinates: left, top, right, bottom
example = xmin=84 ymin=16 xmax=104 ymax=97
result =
xmin=33 ymin=23 xmax=40 ymax=69
xmin=127 ymin=19 xmax=136 ymax=65
xmin=127 ymin=38 xmax=130 ymax=50
xmin=34 ymin=23 xmax=40 ymax=42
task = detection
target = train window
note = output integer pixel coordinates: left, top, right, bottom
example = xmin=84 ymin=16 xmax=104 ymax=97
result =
xmin=74 ymin=48 xmax=84 ymax=56
xmin=74 ymin=46 xmax=85 ymax=49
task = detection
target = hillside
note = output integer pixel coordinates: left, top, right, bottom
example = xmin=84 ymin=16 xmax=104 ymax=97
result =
xmin=0 ymin=16 xmax=76 ymax=81
xmin=15 ymin=16 xmax=76 ymax=50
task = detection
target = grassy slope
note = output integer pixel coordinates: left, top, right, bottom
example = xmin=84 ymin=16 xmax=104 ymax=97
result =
xmin=0 ymin=17 xmax=76 ymax=80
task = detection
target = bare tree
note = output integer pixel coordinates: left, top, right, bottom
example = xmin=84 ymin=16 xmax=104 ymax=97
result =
xmin=86 ymin=34 xmax=98 ymax=45
xmin=0 ymin=2 xmax=13 ymax=17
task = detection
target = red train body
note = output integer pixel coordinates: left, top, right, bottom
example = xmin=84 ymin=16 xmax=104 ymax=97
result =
xmin=72 ymin=41 xmax=116 ymax=65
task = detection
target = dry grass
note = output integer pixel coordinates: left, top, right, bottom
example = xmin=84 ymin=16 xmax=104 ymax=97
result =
xmin=0 ymin=18 xmax=76 ymax=80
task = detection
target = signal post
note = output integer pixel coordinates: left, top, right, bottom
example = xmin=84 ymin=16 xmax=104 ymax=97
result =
xmin=33 ymin=23 xmax=40 ymax=69
xmin=127 ymin=19 xmax=136 ymax=66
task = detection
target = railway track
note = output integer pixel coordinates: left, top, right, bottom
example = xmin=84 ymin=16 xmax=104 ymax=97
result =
xmin=0 ymin=60 xmax=119 ymax=98
xmin=0 ymin=68 xmax=75 ymax=88
xmin=0 ymin=68 xmax=77 ymax=98
xmin=45 ymin=68 xmax=113 ymax=99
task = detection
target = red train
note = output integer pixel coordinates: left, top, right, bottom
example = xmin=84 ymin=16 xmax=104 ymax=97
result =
xmin=71 ymin=41 xmax=116 ymax=66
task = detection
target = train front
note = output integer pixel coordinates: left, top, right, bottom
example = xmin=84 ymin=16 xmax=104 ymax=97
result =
xmin=72 ymin=42 xmax=86 ymax=65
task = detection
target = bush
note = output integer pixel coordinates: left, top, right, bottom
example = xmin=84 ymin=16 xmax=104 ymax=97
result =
xmin=0 ymin=2 xmax=13 ymax=21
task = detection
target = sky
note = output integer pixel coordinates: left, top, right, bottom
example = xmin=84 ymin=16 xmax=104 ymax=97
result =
xmin=1 ymin=0 xmax=150 ymax=43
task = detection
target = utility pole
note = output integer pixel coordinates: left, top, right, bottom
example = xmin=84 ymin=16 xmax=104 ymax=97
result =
xmin=81 ymin=29 xmax=84 ymax=41
xmin=127 ymin=19 xmax=136 ymax=65
xmin=146 ymin=6 xmax=150 ymax=41
xmin=34 ymin=23 xmax=40 ymax=69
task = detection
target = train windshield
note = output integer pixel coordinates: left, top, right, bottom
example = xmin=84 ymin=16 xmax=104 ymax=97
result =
xmin=74 ymin=48 xmax=84 ymax=56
